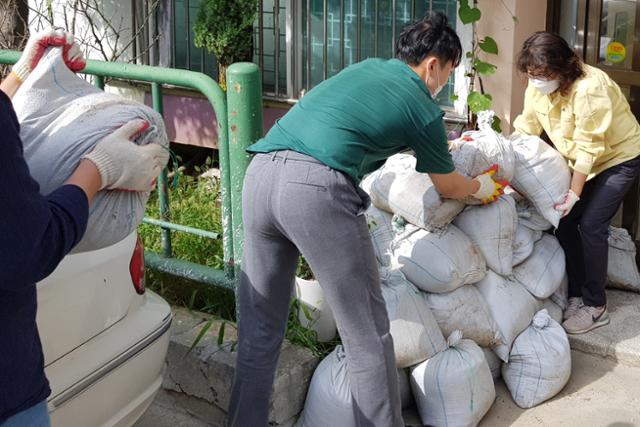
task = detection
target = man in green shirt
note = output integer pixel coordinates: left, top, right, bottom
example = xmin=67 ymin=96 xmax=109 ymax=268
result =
xmin=228 ymin=13 xmax=502 ymax=427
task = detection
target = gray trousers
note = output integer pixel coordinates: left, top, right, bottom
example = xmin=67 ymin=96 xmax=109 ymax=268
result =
xmin=227 ymin=151 xmax=402 ymax=427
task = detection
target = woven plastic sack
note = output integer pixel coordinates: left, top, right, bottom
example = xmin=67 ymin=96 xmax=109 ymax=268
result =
xmin=450 ymin=128 xmax=515 ymax=181
xmin=607 ymin=226 xmax=640 ymax=292
xmin=453 ymin=195 xmax=518 ymax=275
xmin=410 ymin=331 xmax=495 ymax=427
xmin=365 ymin=205 xmax=395 ymax=266
xmin=513 ymin=234 xmax=566 ymax=299
xmin=513 ymin=223 xmax=543 ymax=266
xmin=540 ymin=298 xmax=564 ymax=324
xmin=550 ymin=272 xmax=569 ymax=311
xmin=482 ymin=347 xmax=502 ymax=381
xmin=295 ymin=346 xmax=355 ymax=427
xmin=502 ymin=309 xmax=571 ymax=408
xmin=13 ymin=48 xmax=169 ymax=253
xmin=380 ymin=268 xmax=447 ymax=368
xmin=475 ymin=271 xmax=539 ymax=362
xmin=392 ymin=225 xmax=486 ymax=293
xmin=515 ymin=197 xmax=553 ymax=231
xmin=369 ymin=153 xmax=465 ymax=230
xmin=510 ymin=135 xmax=570 ymax=228
xmin=422 ymin=285 xmax=504 ymax=348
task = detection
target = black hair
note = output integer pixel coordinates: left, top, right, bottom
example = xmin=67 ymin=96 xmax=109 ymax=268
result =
xmin=395 ymin=12 xmax=462 ymax=67
xmin=516 ymin=31 xmax=585 ymax=95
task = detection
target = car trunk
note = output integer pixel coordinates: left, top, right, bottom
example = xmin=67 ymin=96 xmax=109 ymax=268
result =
xmin=37 ymin=232 xmax=138 ymax=366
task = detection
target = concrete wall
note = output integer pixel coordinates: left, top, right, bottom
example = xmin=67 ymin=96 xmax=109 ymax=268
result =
xmin=476 ymin=0 xmax=547 ymax=134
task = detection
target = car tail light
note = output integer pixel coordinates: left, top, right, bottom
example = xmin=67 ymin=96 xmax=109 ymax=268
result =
xmin=129 ymin=234 xmax=146 ymax=295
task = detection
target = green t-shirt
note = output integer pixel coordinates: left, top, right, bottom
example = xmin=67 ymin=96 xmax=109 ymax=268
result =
xmin=248 ymin=58 xmax=455 ymax=183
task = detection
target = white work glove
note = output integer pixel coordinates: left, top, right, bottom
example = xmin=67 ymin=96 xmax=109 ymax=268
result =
xmin=12 ymin=29 xmax=86 ymax=82
xmin=471 ymin=165 xmax=507 ymax=204
xmin=82 ymin=120 xmax=169 ymax=191
xmin=554 ymin=189 xmax=580 ymax=217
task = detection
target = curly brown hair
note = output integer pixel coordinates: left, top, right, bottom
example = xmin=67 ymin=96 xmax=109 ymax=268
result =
xmin=516 ymin=31 xmax=585 ymax=96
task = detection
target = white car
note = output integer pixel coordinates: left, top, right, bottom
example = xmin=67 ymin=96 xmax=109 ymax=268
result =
xmin=36 ymin=232 xmax=172 ymax=427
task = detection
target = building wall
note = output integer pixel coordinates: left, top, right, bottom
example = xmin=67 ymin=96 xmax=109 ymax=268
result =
xmin=476 ymin=0 xmax=547 ymax=133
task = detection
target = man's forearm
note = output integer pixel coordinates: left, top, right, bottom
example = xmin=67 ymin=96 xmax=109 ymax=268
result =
xmin=0 ymin=72 xmax=23 ymax=99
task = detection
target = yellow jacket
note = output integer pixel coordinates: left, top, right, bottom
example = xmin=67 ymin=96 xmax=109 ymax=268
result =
xmin=513 ymin=64 xmax=640 ymax=179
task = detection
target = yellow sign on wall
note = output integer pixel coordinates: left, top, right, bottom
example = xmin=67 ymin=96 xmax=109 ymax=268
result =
xmin=606 ymin=42 xmax=626 ymax=64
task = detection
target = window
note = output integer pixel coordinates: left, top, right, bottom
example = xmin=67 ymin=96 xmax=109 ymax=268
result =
xmin=172 ymin=0 xmax=218 ymax=76
xmin=255 ymin=0 xmax=462 ymax=108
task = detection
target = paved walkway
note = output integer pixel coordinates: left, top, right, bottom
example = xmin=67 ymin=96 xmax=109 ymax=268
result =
xmin=137 ymin=290 xmax=640 ymax=427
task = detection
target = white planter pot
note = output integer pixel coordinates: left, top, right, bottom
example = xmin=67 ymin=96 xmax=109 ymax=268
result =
xmin=295 ymin=277 xmax=338 ymax=342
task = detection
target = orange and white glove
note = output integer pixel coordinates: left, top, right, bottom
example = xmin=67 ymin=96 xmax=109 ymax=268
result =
xmin=471 ymin=165 xmax=508 ymax=205
xmin=12 ymin=29 xmax=86 ymax=82
xmin=554 ymin=189 xmax=580 ymax=217
xmin=82 ymin=120 xmax=169 ymax=192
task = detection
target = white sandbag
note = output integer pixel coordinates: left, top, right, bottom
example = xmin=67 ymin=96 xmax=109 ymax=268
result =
xmin=295 ymin=346 xmax=355 ymax=427
xmin=502 ymin=309 xmax=571 ymax=408
xmin=607 ymin=226 xmax=640 ymax=292
xmin=475 ymin=271 xmax=539 ymax=362
xmin=513 ymin=234 xmax=566 ymax=299
xmin=369 ymin=153 xmax=465 ymax=230
xmin=380 ymin=268 xmax=447 ymax=368
xmin=453 ymin=195 xmax=517 ymax=275
xmin=295 ymin=278 xmax=337 ymax=342
xmin=422 ymin=285 xmax=504 ymax=348
xmin=392 ymin=225 xmax=486 ymax=293
xmin=296 ymin=345 xmax=416 ymax=427
xmin=398 ymin=368 xmax=414 ymax=409
xmin=540 ymin=298 xmax=564 ymax=324
xmin=550 ymin=273 xmax=569 ymax=311
xmin=515 ymin=197 xmax=553 ymax=231
xmin=482 ymin=347 xmax=502 ymax=381
xmin=13 ymin=48 xmax=169 ymax=253
xmin=510 ymin=134 xmax=571 ymax=228
xmin=410 ymin=331 xmax=495 ymax=427
xmin=365 ymin=205 xmax=395 ymax=266
xmin=450 ymin=128 xmax=515 ymax=181
xmin=512 ymin=223 xmax=543 ymax=266
xmin=360 ymin=171 xmax=376 ymax=194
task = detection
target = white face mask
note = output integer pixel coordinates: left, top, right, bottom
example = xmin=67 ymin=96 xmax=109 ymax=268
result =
xmin=529 ymin=78 xmax=560 ymax=95
xmin=426 ymin=64 xmax=446 ymax=99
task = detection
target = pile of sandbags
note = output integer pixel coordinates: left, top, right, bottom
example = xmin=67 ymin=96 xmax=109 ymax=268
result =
xmin=361 ymin=130 xmax=572 ymax=425
xmin=298 ymin=126 xmax=639 ymax=426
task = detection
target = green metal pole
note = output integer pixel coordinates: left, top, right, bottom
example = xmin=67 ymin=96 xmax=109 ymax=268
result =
xmin=151 ymin=82 xmax=172 ymax=258
xmin=94 ymin=75 xmax=105 ymax=90
xmin=226 ymin=63 xmax=264 ymax=279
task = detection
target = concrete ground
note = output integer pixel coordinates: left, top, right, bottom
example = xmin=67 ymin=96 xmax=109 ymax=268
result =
xmin=481 ymin=351 xmax=640 ymax=427
xmin=136 ymin=290 xmax=640 ymax=427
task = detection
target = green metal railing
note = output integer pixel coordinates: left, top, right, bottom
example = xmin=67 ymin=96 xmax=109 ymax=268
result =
xmin=0 ymin=51 xmax=263 ymax=289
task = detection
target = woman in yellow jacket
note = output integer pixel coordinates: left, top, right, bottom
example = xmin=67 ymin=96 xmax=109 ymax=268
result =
xmin=514 ymin=32 xmax=640 ymax=334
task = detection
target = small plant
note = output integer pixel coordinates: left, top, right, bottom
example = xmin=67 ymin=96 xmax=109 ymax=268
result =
xmin=193 ymin=0 xmax=258 ymax=91
xmin=297 ymin=256 xmax=315 ymax=280
xmin=457 ymin=0 xmax=517 ymax=132
xmin=287 ymin=299 xmax=341 ymax=358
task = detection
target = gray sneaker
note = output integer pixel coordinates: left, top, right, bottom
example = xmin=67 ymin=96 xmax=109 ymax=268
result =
xmin=562 ymin=305 xmax=610 ymax=334
xmin=563 ymin=297 xmax=583 ymax=321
